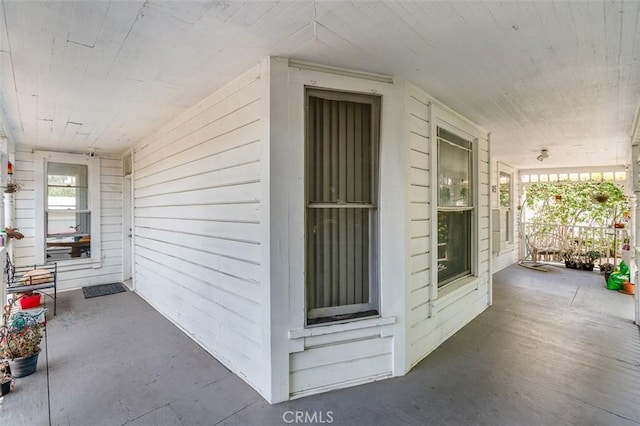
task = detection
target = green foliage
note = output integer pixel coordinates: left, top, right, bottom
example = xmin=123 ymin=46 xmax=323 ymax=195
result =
xmin=0 ymin=323 xmax=43 ymax=359
xmin=525 ymin=182 xmax=627 ymax=229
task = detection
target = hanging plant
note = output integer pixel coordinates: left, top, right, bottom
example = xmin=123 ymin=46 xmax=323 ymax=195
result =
xmin=4 ymin=182 xmax=18 ymax=194
xmin=593 ymin=191 xmax=609 ymax=203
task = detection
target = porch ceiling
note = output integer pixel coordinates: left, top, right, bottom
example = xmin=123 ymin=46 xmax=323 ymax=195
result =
xmin=1 ymin=1 xmax=639 ymax=169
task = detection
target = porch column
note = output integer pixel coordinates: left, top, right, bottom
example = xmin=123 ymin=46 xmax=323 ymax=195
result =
xmin=632 ymin=144 xmax=640 ymax=325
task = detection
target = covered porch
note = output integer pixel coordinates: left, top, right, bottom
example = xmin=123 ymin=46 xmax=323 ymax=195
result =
xmin=3 ymin=264 xmax=638 ymax=425
xmin=1 ymin=0 xmax=640 ymax=415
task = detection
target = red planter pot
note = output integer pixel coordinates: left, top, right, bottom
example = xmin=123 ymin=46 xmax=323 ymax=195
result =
xmin=620 ymin=281 xmax=635 ymax=295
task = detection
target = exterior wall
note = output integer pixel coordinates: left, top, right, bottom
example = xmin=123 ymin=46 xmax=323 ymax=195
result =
xmin=404 ymin=83 xmax=434 ymax=366
xmin=268 ymin=64 xmax=491 ymax=401
xmin=132 ymin=63 xmax=269 ymax=396
xmin=405 ymin=83 xmax=492 ymax=368
xmin=13 ymin=146 xmax=123 ymax=289
xmin=268 ymin=61 xmax=406 ymax=401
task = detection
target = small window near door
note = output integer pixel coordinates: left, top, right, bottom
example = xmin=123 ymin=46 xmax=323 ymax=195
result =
xmin=499 ymin=169 xmax=513 ymax=246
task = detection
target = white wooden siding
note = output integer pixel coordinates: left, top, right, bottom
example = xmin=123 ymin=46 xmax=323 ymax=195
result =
xmin=12 ymin=146 xmax=123 ymax=289
xmin=406 ymin=85 xmax=433 ymax=347
xmin=289 ymin=328 xmax=393 ymax=398
xmin=132 ymin=63 xmax=267 ymax=395
xmin=278 ymin=64 xmax=402 ymax=400
xmin=406 ymin=84 xmax=491 ymax=367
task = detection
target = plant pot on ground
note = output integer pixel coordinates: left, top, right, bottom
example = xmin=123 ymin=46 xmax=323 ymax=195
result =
xmin=0 ymin=312 xmax=44 ymax=378
xmin=0 ymin=360 xmax=11 ymax=395
xmin=620 ymin=281 xmax=635 ymax=295
xmin=0 ymin=376 xmax=11 ymax=396
xmin=600 ymin=263 xmax=615 ymax=283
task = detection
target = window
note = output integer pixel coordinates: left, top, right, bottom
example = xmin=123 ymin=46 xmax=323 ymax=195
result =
xmin=437 ymin=127 xmax=474 ymax=287
xmin=35 ymin=152 xmax=100 ymax=265
xmin=499 ymin=170 xmax=513 ymax=245
xmin=46 ymin=163 xmax=91 ymax=260
xmin=305 ymin=88 xmax=380 ymax=324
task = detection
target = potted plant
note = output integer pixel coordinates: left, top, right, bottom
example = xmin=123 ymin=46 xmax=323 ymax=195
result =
xmin=562 ymin=248 xmax=577 ymax=269
xmin=0 ymin=360 xmax=12 ymax=396
xmin=600 ymin=262 xmax=615 ymax=282
xmin=593 ymin=191 xmax=609 ymax=203
xmin=583 ymin=250 xmax=601 ymax=271
xmin=0 ymin=313 xmax=44 ymax=378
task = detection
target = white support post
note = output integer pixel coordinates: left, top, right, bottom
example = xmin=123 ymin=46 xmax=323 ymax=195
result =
xmin=631 ymin=144 xmax=640 ymax=325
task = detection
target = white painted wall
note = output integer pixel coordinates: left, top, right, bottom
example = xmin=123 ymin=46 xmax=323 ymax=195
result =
xmin=12 ymin=146 xmax=123 ymax=289
xmin=268 ymin=64 xmax=491 ymax=401
xmin=267 ymin=61 xmax=405 ymax=401
xmin=406 ymin=84 xmax=492 ymax=368
xmin=132 ymin=63 xmax=269 ymax=397
xmin=127 ymin=58 xmax=492 ymax=403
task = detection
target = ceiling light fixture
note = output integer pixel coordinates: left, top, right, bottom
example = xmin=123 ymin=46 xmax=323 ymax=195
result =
xmin=537 ymin=149 xmax=549 ymax=162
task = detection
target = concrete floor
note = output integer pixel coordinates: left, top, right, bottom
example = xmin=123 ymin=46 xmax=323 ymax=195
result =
xmin=1 ymin=264 xmax=639 ymax=426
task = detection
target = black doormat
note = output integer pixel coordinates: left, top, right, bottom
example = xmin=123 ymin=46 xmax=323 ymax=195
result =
xmin=82 ymin=282 xmax=126 ymax=299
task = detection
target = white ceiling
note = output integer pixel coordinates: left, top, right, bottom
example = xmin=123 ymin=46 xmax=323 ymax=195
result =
xmin=1 ymin=1 xmax=639 ymax=169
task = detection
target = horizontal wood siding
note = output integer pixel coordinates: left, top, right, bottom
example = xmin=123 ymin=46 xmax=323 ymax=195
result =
xmin=406 ymin=84 xmax=491 ymax=367
xmin=406 ymin=86 xmax=433 ymax=364
xmin=289 ymin=328 xmax=393 ymax=397
xmin=13 ymin=146 xmax=123 ymax=289
xmin=133 ymin=64 xmax=266 ymax=394
xmin=409 ymin=279 xmax=490 ymax=364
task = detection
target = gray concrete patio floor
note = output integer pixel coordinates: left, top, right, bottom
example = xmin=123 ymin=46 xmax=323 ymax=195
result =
xmin=1 ymin=263 xmax=639 ymax=426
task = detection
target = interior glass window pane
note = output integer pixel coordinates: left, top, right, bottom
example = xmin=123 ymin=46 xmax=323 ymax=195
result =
xmin=47 ymin=162 xmax=89 ymax=211
xmin=438 ymin=133 xmax=471 ymax=207
xmin=46 ymin=211 xmax=91 ymax=260
xmin=47 ymin=187 xmax=88 ymax=210
xmin=499 ymin=172 xmax=511 ymax=208
xmin=437 ymin=210 xmax=471 ymax=286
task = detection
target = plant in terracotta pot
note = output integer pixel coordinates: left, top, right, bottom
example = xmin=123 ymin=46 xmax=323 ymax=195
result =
xmin=0 ymin=313 xmax=44 ymax=378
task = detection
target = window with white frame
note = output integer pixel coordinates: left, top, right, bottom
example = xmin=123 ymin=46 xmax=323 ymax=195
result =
xmin=35 ymin=152 xmax=100 ymax=264
xmin=305 ymin=88 xmax=380 ymax=325
xmin=499 ymin=169 xmax=513 ymax=245
xmin=437 ymin=127 xmax=475 ymax=287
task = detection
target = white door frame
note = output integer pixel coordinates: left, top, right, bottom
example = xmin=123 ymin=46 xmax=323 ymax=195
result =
xmin=123 ymin=167 xmax=134 ymax=288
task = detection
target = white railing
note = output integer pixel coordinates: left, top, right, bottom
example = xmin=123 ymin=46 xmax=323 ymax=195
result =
xmin=522 ymin=222 xmax=628 ymax=266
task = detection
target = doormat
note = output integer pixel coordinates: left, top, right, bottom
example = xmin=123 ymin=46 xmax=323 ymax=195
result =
xmin=82 ymin=282 xmax=126 ymax=299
